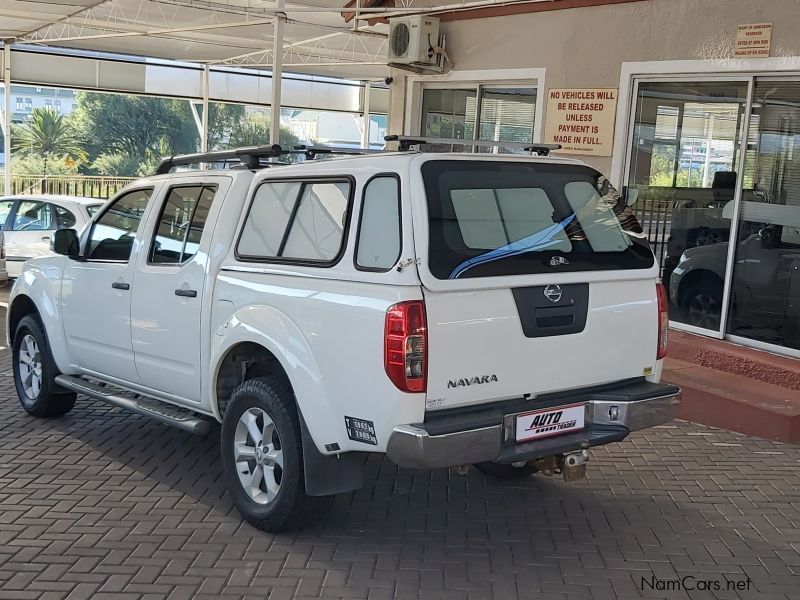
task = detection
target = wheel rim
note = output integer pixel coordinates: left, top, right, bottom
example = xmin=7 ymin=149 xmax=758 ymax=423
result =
xmin=233 ymin=407 xmax=284 ymax=505
xmin=18 ymin=334 xmax=43 ymax=400
xmin=688 ymin=293 xmax=721 ymax=330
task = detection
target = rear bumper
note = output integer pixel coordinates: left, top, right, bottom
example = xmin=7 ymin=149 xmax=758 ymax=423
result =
xmin=386 ymin=379 xmax=680 ymax=470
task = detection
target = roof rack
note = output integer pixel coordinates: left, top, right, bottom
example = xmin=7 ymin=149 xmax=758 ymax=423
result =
xmin=155 ymin=144 xmax=380 ymax=174
xmin=384 ymin=135 xmax=562 ymax=156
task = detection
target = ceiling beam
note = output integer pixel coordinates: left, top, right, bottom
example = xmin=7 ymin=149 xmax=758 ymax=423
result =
xmin=24 ymin=17 xmax=276 ymax=44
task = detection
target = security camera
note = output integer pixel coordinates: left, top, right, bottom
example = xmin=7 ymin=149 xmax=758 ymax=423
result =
xmin=384 ymin=77 xmax=394 ymax=85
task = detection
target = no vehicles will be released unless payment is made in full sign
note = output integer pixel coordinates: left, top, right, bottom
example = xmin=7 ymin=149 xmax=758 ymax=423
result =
xmin=543 ymin=88 xmax=617 ymax=156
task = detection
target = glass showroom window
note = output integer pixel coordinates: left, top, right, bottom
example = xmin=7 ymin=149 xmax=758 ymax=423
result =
xmin=626 ymin=80 xmax=748 ymax=333
xmin=420 ymin=85 xmax=537 ymax=152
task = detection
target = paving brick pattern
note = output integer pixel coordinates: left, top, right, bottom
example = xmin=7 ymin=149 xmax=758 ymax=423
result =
xmin=1 ymin=324 xmax=799 ymax=598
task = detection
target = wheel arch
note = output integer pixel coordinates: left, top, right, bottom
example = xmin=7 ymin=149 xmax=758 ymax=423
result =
xmin=8 ymin=294 xmax=39 ymax=343
xmin=208 ymin=306 xmax=334 ymax=451
xmin=213 ymin=341 xmax=293 ymax=421
xmin=211 ymin=335 xmax=364 ymax=497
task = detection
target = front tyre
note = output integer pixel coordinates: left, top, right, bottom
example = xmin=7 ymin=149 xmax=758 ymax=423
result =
xmin=220 ymin=376 xmax=328 ymax=532
xmin=13 ymin=315 xmax=76 ymax=418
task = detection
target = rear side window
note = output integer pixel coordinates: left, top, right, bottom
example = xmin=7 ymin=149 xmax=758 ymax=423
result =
xmin=422 ymin=160 xmax=652 ymax=279
xmin=356 ymin=176 xmax=401 ymax=270
xmin=237 ymin=182 xmax=301 ymax=258
xmin=237 ymin=179 xmax=352 ymax=265
xmin=55 ymin=205 xmax=77 ymax=229
xmin=149 ymin=185 xmax=216 ymax=265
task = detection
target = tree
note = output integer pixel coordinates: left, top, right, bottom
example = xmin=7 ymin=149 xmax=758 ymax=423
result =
xmin=12 ymin=107 xmax=86 ymax=176
xmin=71 ymin=92 xmax=198 ymax=176
xmin=229 ymin=119 xmax=299 ymax=149
xmin=210 ymin=106 xmax=299 ymax=150
xmin=207 ymin=103 xmax=247 ymax=150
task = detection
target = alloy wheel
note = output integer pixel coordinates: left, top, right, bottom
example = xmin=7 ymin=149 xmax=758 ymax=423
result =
xmin=233 ymin=407 xmax=284 ymax=505
xmin=18 ymin=334 xmax=43 ymax=400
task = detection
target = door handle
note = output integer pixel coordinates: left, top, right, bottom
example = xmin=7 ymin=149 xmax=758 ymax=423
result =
xmin=111 ymin=282 xmax=130 ymax=290
xmin=41 ymin=236 xmax=51 ymax=242
xmin=175 ymin=288 xmax=198 ymax=298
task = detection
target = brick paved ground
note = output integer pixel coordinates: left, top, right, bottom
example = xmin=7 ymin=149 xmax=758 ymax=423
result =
xmin=0 ymin=311 xmax=799 ymax=599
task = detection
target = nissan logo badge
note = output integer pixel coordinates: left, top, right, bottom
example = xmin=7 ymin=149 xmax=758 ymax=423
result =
xmin=543 ymin=284 xmax=562 ymax=303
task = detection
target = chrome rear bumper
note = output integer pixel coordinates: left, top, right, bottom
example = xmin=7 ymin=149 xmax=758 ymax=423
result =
xmin=386 ymin=383 xmax=680 ymax=470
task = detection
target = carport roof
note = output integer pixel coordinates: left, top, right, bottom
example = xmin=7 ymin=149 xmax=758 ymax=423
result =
xmin=0 ymin=0 xmax=396 ymax=79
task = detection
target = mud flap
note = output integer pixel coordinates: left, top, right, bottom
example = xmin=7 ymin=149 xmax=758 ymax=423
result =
xmin=299 ymin=412 xmax=364 ymax=496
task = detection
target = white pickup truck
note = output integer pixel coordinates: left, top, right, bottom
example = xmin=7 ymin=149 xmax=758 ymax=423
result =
xmin=7 ymin=140 xmax=680 ymax=532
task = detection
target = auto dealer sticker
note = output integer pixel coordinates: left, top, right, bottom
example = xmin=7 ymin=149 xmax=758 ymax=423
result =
xmin=515 ymin=403 xmax=585 ymax=442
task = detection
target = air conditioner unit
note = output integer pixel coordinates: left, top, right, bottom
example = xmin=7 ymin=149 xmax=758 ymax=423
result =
xmin=388 ymin=16 xmax=440 ymax=66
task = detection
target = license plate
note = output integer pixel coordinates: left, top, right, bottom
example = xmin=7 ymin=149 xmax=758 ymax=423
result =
xmin=515 ymin=403 xmax=585 ymax=442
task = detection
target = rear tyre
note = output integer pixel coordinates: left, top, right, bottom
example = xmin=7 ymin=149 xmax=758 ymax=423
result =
xmin=12 ymin=315 xmax=77 ymax=417
xmin=220 ymin=376 xmax=330 ymax=532
xmin=473 ymin=461 xmax=538 ymax=479
xmin=681 ymin=279 xmax=723 ymax=330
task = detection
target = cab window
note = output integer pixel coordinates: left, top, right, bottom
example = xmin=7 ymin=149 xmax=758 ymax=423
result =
xmin=12 ymin=201 xmax=54 ymax=231
xmin=87 ymin=189 xmax=153 ymax=261
xmin=149 ymin=186 xmax=216 ymax=265
xmin=0 ymin=200 xmax=15 ymax=227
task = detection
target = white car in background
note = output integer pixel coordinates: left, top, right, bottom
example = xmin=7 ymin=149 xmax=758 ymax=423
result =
xmin=0 ymin=195 xmax=104 ymax=278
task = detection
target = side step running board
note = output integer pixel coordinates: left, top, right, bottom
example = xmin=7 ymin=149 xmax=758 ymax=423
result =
xmin=54 ymin=375 xmax=213 ymax=435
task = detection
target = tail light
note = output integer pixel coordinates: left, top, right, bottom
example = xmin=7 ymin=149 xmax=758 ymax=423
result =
xmin=656 ymin=283 xmax=668 ymax=360
xmin=384 ymin=300 xmax=427 ymax=392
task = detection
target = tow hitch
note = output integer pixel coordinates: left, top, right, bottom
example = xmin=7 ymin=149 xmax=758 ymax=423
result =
xmin=533 ymin=443 xmax=590 ymax=482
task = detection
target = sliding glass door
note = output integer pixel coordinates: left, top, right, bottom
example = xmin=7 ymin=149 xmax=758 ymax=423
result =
xmin=727 ymin=79 xmax=800 ymax=352
xmin=625 ymin=75 xmax=800 ymax=357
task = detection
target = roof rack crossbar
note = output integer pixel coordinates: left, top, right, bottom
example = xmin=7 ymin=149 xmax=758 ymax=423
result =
xmin=155 ymin=144 xmax=285 ymax=175
xmin=155 ymin=143 xmax=382 ymax=174
xmin=384 ymin=135 xmax=562 ymax=156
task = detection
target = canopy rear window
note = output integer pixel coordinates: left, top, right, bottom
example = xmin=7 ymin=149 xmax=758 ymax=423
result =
xmin=421 ymin=160 xmax=653 ymax=279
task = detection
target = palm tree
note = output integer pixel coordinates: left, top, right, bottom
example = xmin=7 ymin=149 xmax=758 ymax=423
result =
xmin=13 ymin=107 xmax=86 ymax=175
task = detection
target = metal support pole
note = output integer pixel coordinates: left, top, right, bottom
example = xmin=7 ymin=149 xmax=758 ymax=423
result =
xmin=201 ymin=65 xmax=210 ymax=153
xmin=270 ymin=0 xmax=285 ymax=147
xmin=361 ymin=82 xmax=371 ymax=149
xmin=3 ymin=42 xmax=11 ymax=195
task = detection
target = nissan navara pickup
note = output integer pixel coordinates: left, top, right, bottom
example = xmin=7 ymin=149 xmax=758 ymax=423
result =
xmin=8 ymin=141 xmax=680 ymax=532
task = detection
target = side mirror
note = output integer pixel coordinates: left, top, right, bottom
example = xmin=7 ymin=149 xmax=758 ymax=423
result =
xmin=52 ymin=228 xmax=80 ymax=258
